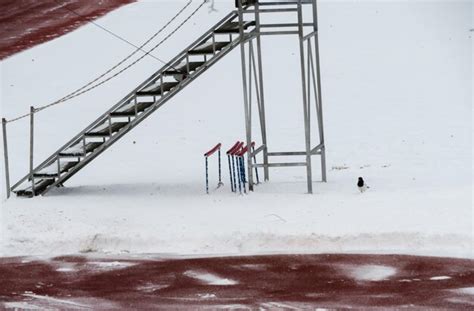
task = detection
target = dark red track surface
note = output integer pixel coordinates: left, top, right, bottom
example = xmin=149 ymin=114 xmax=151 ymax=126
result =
xmin=0 ymin=0 xmax=135 ymax=60
xmin=1 ymin=254 xmax=473 ymax=309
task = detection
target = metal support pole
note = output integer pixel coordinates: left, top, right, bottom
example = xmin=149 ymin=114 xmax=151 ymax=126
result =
xmin=297 ymin=0 xmax=313 ymax=194
xmin=254 ymin=0 xmax=270 ymax=181
xmin=238 ymin=0 xmax=254 ymax=192
xmin=312 ymin=0 xmax=327 ymax=182
xmin=108 ymin=116 xmax=113 ymax=137
xmin=57 ymin=157 xmax=61 ymax=178
xmin=160 ymin=75 xmax=164 ymax=97
xmin=134 ymin=97 xmax=138 ymax=116
xmin=212 ymin=33 xmax=216 ymax=55
xmin=307 ymin=40 xmax=312 ymax=128
xmin=2 ymin=118 xmax=11 ymax=198
xmin=82 ymin=136 xmax=86 ymax=155
xmin=29 ymin=106 xmax=35 ymax=196
xmin=186 ymin=54 xmax=190 ymax=75
xmin=205 ymin=156 xmax=209 ymax=194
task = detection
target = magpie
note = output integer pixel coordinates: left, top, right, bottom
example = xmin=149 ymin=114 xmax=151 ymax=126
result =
xmin=357 ymin=177 xmax=369 ymax=193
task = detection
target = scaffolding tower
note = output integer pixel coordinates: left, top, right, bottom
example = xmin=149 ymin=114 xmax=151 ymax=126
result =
xmin=236 ymin=0 xmax=326 ymax=194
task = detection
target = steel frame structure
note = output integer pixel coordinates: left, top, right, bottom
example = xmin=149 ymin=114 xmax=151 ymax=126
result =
xmin=236 ymin=0 xmax=326 ymax=193
xmin=4 ymin=0 xmax=326 ymax=197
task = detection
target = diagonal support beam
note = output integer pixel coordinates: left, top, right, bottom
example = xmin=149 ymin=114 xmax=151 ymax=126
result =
xmin=297 ymin=0 xmax=313 ymax=194
xmin=310 ymin=0 xmax=327 ymax=182
xmin=254 ymin=0 xmax=270 ymax=181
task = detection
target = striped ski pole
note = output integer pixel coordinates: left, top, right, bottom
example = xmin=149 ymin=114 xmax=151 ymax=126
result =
xmin=239 ymin=155 xmax=246 ymax=194
xmin=236 ymin=155 xmax=242 ymax=194
xmin=227 ymin=154 xmax=233 ymax=191
xmin=234 ymin=143 xmax=244 ymax=194
xmin=226 ymin=142 xmax=240 ymax=192
xmin=237 ymin=144 xmax=249 ymax=194
xmin=218 ymin=149 xmax=223 ymax=187
xmin=231 ymin=154 xmax=238 ymax=192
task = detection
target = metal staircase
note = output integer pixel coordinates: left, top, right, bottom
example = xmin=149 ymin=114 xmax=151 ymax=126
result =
xmin=7 ymin=0 xmax=327 ymax=197
xmin=11 ymin=11 xmax=257 ymax=197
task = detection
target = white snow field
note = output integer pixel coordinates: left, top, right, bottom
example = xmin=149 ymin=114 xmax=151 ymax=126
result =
xmin=0 ymin=1 xmax=472 ymax=258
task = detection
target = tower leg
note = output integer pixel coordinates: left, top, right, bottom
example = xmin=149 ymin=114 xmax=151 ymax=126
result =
xmin=254 ymin=0 xmax=269 ymax=181
xmin=237 ymin=0 xmax=254 ymax=191
xmin=297 ymin=1 xmax=313 ymax=194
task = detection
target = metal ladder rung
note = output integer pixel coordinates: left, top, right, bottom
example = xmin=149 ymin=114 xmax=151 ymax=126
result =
xmin=136 ymin=82 xmax=179 ymax=96
xmin=188 ymin=42 xmax=230 ymax=55
xmin=85 ymin=122 xmax=128 ymax=137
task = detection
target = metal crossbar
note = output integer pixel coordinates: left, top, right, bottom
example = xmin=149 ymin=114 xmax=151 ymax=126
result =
xmin=252 ymin=162 xmax=307 ymax=168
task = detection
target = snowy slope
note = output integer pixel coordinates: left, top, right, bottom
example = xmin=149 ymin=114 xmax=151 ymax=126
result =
xmin=0 ymin=0 xmax=472 ymax=257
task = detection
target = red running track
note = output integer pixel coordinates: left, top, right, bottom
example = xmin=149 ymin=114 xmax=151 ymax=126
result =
xmin=0 ymin=0 xmax=135 ymax=60
xmin=1 ymin=254 xmax=473 ymax=309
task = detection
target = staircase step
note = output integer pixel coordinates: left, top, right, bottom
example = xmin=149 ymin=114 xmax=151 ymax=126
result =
xmin=214 ymin=21 xmax=255 ymax=34
xmin=34 ymin=161 xmax=79 ymax=178
xmin=111 ymin=101 xmax=154 ymax=117
xmin=136 ymin=81 xmax=179 ymax=97
xmin=188 ymin=42 xmax=230 ymax=55
xmin=163 ymin=61 xmax=205 ymax=76
xmin=15 ymin=178 xmax=55 ymax=197
xmin=85 ymin=121 xmax=128 ymax=137
xmin=59 ymin=142 xmax=103 ymax=157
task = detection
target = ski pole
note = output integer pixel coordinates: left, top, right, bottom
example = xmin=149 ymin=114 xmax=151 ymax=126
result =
xmin=227 ymin=154 xmax=234 ymax=192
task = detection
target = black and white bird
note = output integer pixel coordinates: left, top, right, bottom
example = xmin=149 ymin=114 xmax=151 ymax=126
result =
xmin=357 ymin=177 xmax=369 ymax=193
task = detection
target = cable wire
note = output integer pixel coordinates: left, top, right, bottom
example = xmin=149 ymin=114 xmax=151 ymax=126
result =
xmin=6 ymin=0 xmax=204 ymax=123
xmin=35 ymin=0 xmax=207 ymax=113
xmin=54 ymin=0 xmax=193 ymax=101
xmin=53 ymin=0 xmax=167 ymax=64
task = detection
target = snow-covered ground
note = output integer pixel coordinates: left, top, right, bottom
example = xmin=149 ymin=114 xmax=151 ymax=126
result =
xmin=0 ymin=0 xmax=472 ymax=258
